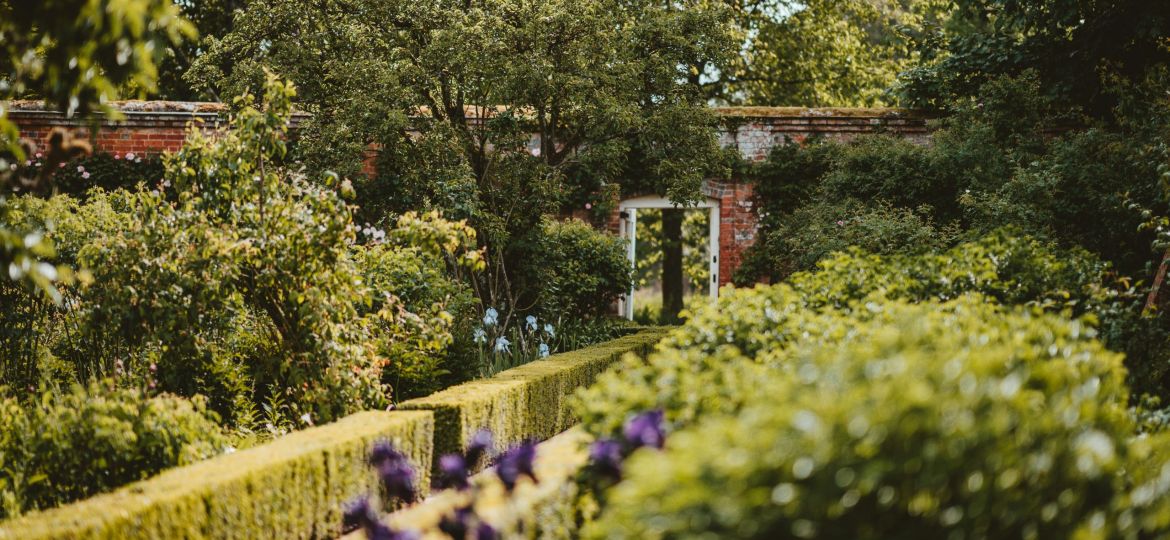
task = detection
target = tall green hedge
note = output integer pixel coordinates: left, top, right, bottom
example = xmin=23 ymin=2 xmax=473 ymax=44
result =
xmin=399 ymin=328 xmax=667 ymax=471
xmin=0 ymin=410 xmax=433 ymax=540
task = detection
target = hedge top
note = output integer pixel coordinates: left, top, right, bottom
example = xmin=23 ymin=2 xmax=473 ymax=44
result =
xmin=0 ymin=410 xmax=434 ymax=540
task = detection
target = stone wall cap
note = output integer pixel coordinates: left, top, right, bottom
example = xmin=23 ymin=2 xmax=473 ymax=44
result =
xmin=6 ymin=100 xmax=229 ymax=114
xmin=712 ymin=106 xmax=931 ymax=119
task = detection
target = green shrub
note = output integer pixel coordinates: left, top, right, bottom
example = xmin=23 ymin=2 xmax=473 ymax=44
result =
xmin=585 ymin=298 xmax=1138 ymax=539
xmin=53 ymin=152 xmax=165 ymax=197
xmin=580 ymin=230 xmax=1140 ymax=439
xmin=821 ymin=135 xmax=950 ymax=215
xmin=735 ymin=199 xmax=960 ymax=284
xmin=24 ymin=77 xmax=482 ymax=426
xmin=0 ymin=381 xmax=226 ymax=519
xmin=742 ymin=74 xmax=1168 ymax=284
xmin=749 ymin=138 xmax=840 ymax=221
xmin=354 ymin=242 xmax=478 ymax=399
xmin=523 ymin=218 xmax=632 ymax=320
xmin=1124 ymin=431 xmax=1170 ymax=536
xmin=400 ymin=328 xmax=666 ymax=474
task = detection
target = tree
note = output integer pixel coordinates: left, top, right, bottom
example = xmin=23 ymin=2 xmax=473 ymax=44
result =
xmin=0 ymin=0 xmax=193 ymax=299
xmin=699 ymin=0 xmax=951 ymax=106
xmin=156 ymin=0 xmax=249 ymax=100
xmin=896 ymin=0 xmax=1170 ymax=115
xmin=190 ymin=0 xmax=733 ymax=322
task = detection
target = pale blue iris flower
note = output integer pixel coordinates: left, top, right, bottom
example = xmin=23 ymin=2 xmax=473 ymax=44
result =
xmin=495 ymin=336 xmax=511 ymax=353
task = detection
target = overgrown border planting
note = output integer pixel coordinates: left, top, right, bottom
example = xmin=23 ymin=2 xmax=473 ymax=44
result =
xmin=0 ymin=328 xmax=665 ymax=540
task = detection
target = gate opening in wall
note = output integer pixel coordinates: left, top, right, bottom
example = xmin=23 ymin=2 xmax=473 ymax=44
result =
xmin=617 ymin=195 xmax=720 ymax=321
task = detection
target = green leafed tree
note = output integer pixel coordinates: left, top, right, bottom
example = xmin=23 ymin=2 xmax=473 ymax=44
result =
xmin=700 ymin=0 xmax=951 ymax=106
xmin=189 ymin=0 xmax=733 ymax=321
xmin=0 ymin=0 xmax=194 ymax=298
xmin=896 ymin=0 xmax=1170 ymax=114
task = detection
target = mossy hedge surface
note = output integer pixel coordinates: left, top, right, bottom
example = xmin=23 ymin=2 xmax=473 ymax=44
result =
xmin=0 ymin=410 xmax=434 ymax=540
xmin=399 ymin=328 xmax=667 ymax=472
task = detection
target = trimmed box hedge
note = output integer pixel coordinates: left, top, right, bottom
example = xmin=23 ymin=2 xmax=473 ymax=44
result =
xmin=399 ymin=328 xmax=667 ymax=471
xmin=0 ymin=410 xmax=433 ymax=540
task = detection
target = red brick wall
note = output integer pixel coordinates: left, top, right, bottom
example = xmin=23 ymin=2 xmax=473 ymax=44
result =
xmin=8 ymin=101 xmax=231 ymax=156
xmin=612 ymin=108 xmax=932 ymax=287
xmin=7 ymin=102 xmax=930 ymax=286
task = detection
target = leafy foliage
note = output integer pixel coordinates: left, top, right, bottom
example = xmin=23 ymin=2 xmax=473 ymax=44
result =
xmin=896 ymin=0 xmax=1170 ymax=115
xmin=738 ymin=199 xmax=960 ymax=285
xmin=188 ymin=0 xmax=727 ymax=329
xmin=0 ymin=76 xmax=484 ymax=427
xmin=0 ymin=381 xmax=226 ymax=519
xmin=739 ymin=73 xmax=1167 ymax=286
xmin=704 ymin=0 xmax=950 ymax=106
xmin=0 ymin=0 xmax=193 ymax=297
xmin=585 ymin=297 xmax=1147 ymax=539
xmin=579 ymin=231 xmax=1154 ymax=438
xmin=522 ymin=219 xmax=632 ymax=321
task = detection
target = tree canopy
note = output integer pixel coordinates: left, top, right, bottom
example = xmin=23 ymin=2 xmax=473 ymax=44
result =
xmin=190 ymin=0 xmax=734 ymax=313
xmin=897 ymin=0 xmax=1170 ymax=114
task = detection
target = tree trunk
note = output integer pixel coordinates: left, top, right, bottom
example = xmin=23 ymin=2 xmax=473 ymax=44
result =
xmin=661 ymin=208 xmax=684 ymax=324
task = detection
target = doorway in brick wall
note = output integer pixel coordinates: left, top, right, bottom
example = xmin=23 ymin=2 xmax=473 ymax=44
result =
xmin=617 ymin=195 xmax=720 ymax=321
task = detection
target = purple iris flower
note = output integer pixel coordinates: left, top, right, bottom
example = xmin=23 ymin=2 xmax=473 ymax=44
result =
xmin=623 ymin=409 xmax=666 ymax=450
xmin=439 ymin=505 xmax=498 ymax=540
xmin=466 ymin=429 xmax=494 ymax=466
xmin=588 ymin=438 xmax=624 ymax=481
xmin=438 ymin=506 xmax=473 ymax=539
xmin=439 ymin=453 xmax=470 ymax=490
xmin=368 ymin=440 xmax=417 ymax=503
xmin=369 ymin=440 xmax=406 ymax=467
xmin=475 ymin=521 xmax=499 ymax=540
xmin=343 ymin=496 xmax=377 ymax=531
xmin=378 ymin=457 xmax=417 ymax=504
xmin=495 ymin=441 xmax=538 ymax=491
xmin=343 ymin=496 xmax=418 ymax=540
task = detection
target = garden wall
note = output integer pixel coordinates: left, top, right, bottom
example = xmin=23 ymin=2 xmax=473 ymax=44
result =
xmin=5 ymin=103 xmax=930 ymax=283
xmin=706 ymin=107 xmax=930 ymax=286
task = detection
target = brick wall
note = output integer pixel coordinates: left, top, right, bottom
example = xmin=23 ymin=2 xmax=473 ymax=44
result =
xmin=706 ymin=107 xmax=930 ymax=285
xmin=8 ymin=101 xmax=232 ymax=156
xmin=614 ymin=107 xmax=931 ymax=287
xmin=6 ymin=102 xmax=930 ymax=286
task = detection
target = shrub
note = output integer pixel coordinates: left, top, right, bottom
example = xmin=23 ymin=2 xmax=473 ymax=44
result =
xmin=742 ymin=74 xmax=1168 ymax=284
xmin=0 ymin=381 xmax=226 ymax=519
xmin=53 ymin=152 xmax=165 ymax=197
xmin=585 ymin=298 xmax=1138 ymax=539
xmin=521 ymin=218 xmax=632 ymax=321
xmin=735 ymin=199 xmax=960 ymax=285
xmin=820 ymin=135 xmax=950 ymax=216
xmin=577 ymin=230 xmax=1163 ymax=438
xmin=0 ymin=410 xmax=434 ymax=539
xmin=354 ymin=241 xmax=478 ymax=399
xmin=11 ymin=76 xmax=483 ymax=426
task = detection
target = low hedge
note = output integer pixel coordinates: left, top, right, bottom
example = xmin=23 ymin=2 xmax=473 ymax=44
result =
xmin=0 ymin=410 xmax=434 ymax=540
xmin=399 ymin=328 xmax=667 ymax=472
